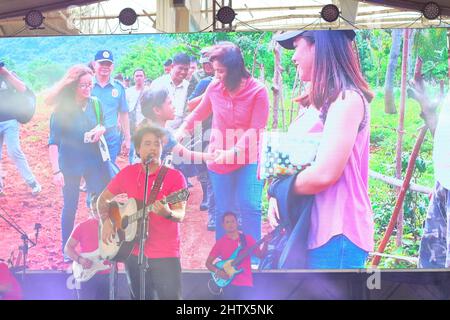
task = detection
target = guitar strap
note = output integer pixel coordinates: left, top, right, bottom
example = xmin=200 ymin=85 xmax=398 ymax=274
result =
xmin=147 ymin=165 xmax=169 ymax=205
xmin=239 ymin=233 xmax=247 ymax=248
xmin=136 ymin=165 xmax=168 ymax=269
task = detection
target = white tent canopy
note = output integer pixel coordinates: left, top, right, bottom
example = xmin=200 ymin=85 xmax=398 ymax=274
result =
xmin=0 ymin=0 xmax=449 ymax=36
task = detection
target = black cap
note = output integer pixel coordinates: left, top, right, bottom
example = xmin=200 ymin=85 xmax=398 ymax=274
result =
xmin=163 ymin=59 xmax=172 ymax=67
xmin=274 ymin=30 xmax=356 ymax=50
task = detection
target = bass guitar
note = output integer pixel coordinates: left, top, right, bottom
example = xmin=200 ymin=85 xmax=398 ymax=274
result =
xmin=211 ymin=225 xmax=284 ymax=288
xmin=99 ymin=188 xmax=189 ymax=262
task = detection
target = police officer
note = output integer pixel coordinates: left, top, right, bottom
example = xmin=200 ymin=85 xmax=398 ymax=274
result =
xmin=92 ymin=50 xmax=130 ymax=164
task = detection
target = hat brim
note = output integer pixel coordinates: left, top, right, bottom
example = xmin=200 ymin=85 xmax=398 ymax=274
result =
xmin=273 ymin=30 xmax=307 ymax=50
xmin=274 ymin=30 xmax=357 ymax=50
xmin=96 ymin=59 xmax=113 ymax=63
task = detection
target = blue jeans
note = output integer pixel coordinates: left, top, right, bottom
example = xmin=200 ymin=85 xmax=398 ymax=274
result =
xmin=208 ymin=164 xmax=264 ymax=241
xmin=307 ymin=234 xmax=368 ymax=269
xmin=61 ymin=166 xmax=109 ymax=252
xmin=104 ymin=128 xmax=122 ymax=165
xmin=128 ymin=142 xmax=135 ymax=164
xmin=0 ymin=120 xmax=37 ymax=188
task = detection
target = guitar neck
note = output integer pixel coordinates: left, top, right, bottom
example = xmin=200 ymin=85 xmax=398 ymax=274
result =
xmin=231 ymin=236 xmax=266 ymax=267
xmin=124 ymin=189 xmax=188 ymax=226
xmin=127 ymin=201 xmax=164 ymax=225
xmin=231 ymin=224 xmax=285 ymax=267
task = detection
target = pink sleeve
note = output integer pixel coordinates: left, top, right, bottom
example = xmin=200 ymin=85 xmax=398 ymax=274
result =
xmin=0 ymin=263 xmax=10 ymax=286
xmin=106 ymin=167 xmax=127 ymax=195
xmin=168 ymin=169 xmax=188 ymax=192
xmin=208 ymin=240 xmax=222 ymax=260
xmin=246 ymin=235 xmax=256 ymax=247
xmin=167 ymin=170 xmax=188 ymax=210
xmin=70 ymin=223 xmax=83 ymax=242
xmin=246 ymin=234 xmax=265 ymax=257
xmin=184 ymin=85 xmax=213 ymax=131
xmin=235 ymin=86 xmax=269 ymax=151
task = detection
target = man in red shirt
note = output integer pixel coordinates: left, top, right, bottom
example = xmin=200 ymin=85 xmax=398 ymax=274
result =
xmin=0 ymin=261 xmax=22 ymax=300
xmin=64 ymin=194 xmax=111 ymax=300
xmin=206 ymin=212 xmax=269 ymax=299
xmin=98 ymin=124 xmax=187 ymax=300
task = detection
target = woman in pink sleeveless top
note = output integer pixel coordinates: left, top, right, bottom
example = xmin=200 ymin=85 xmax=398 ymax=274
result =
xmin=274 ymin=30 xmax=374 ymax=269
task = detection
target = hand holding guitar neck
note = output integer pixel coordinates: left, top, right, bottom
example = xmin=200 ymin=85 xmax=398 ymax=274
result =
xmin=152 ymin=200 xmax=171 ymax=218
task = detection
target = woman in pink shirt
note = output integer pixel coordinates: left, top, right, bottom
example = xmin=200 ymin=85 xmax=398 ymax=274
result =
xmin=272 ymin=30 xmax=374 ymax=269
xmin=178 ymin=43 xmax=269 ymax=245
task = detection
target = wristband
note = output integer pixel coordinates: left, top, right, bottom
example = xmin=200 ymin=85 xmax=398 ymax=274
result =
xmin=53 ymin=170 xmax=61 ymax=175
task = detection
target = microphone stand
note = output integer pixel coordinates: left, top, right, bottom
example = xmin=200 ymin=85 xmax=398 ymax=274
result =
xmin=138 ymin=158 xmax=152 ymax=300
xmin=0 ymin=207 xmax=40 ymax=282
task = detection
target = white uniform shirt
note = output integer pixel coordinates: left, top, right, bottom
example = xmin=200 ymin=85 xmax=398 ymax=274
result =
xmin=149 ymin=74 xmax=189 ymax=118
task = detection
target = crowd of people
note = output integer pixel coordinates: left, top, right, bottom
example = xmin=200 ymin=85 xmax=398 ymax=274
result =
xmin=1 ymin=29 xmax=449 ymax=300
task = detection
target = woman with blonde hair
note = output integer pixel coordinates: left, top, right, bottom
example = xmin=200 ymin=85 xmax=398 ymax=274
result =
xmin=46 ymin=64 xmax=110 ymax=258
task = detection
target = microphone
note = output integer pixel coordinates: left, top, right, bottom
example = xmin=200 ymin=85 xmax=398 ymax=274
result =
xmin=144 ymin=155 xmax=153 ymax=166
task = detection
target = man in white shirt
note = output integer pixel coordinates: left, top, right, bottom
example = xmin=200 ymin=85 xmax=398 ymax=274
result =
xmin=419 ymin=93 xmax=450 ymax=268
xmin=150 ymin=53 xmax=190 ymax=130
xmin=126 ymin=68 xmax=146 ymax=163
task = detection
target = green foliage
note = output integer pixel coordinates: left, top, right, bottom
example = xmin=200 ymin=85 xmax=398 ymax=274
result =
xmin=356 ymin=28 xmax=448 ymax=90
xmin=357 ymin=29 xmax=392 ymax=88
xmin=369 ymin=95 xmax=434 ymax=268
xmin=22 ymin=59 xmax=66 ymax=92
xmin=414 ymin=29 xmax=448 ymax=81
xmin=115 ymin=32 xmax=277 ymax=83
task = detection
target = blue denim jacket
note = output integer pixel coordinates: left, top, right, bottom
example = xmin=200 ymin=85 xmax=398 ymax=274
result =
xmin=49 ymin=98 xmax=104 ymax=176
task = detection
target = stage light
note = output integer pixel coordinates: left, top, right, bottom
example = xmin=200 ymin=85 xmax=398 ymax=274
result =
xmin=216 ymin=6 xmax=236 ymax=24
xmin=119 ymin=8 xmax=138 ymax=26
xmin=320 ymin=4 xmax=340 ymax=23
xmin=24 ymin=10 xmax=45 ymax=29
xmin=422 ymin=2 xmax=441 ymax=20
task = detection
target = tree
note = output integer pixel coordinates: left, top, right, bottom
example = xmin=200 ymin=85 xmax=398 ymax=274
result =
xmin=384 ymin=29 xmax=402 ymax=114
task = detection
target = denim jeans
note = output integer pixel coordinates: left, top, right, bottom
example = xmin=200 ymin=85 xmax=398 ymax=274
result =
xmin=307 ymin=234 xmax=368 ymax=269
xmin=0 ymin=120 xmax=37 ymax=188
xmin=128 ymin=142 xmax=135 ymax=164
xmin=204 ymin=170 xmax=216 ymax=225
xmin=208 ymin=164 xmax=264 ymax=241
xmin=104 ymin=127 xmax=122 ymax=165
xmin=61 ymin=166 xmax=109 ymax=252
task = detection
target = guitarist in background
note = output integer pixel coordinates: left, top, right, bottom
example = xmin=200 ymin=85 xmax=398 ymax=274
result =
xmin=65 ymin=193 xmax=111 ymax=300
xmin=0 ymin=260 xmax=22 ymax=300
xmin=98 ymin=124 xmax=187 ymax=300
xmin=206 ymin=212 xmax=270 ymax=299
